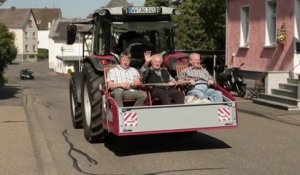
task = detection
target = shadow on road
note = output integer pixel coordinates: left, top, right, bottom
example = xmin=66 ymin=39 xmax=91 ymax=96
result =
xmin=0 ymin=85 xmax=22 ymax=100
xmin=104 ymin=132 xmax=231 ymax=156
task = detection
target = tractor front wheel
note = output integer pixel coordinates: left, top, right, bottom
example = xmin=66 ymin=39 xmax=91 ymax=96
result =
xmin=81 ymin=62 xmax=105 ymax=142
xmin=69 ymin=78 xmax=83 ymax=129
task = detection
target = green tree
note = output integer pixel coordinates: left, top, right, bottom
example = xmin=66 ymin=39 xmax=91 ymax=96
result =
xmin=145 ymin=0 xmax=226 ymax=50
xmin=0 ymin=23 xmax=17 ymax=85
xmin=0 ymin=0 xmax=7 ymax=6
xmin=145 ymin=0 xmax=171 ymax=6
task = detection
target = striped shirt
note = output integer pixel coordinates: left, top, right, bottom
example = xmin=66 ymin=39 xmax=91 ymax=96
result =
xmin=178 ymin=66 xmax=212 ymax=84
xmin=107 ymin=65 xmax=140 ymax=84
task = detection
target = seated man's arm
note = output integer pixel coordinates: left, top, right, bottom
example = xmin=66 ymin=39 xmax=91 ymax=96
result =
xmin=107 ymin=69 xmax=130 ymax=90
xmin=132 ymin=68 xmax=143 ymax=87
xmin=166 ymin=70 xmax=177 ymax=86
xmin=203 ymin=69 xmax=215 ymax=85
xmin=107 ymin=81 xmax=131 ymax=90
xmin=177 ymin=70 xmax=195 ymax=85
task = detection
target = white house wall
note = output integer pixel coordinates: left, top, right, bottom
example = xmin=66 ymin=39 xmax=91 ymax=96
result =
xmin=38 ymin=30 xmax=50 ymax=49
xmin=48 ymin=38 xmax=55 ymax=69
xmin=49 ymin=39 xmax=83 ymax=73
xmin=10 ymin=29 xmax=24 ymax=53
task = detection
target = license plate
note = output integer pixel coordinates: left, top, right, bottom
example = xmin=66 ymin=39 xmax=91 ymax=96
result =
xmin=126 ymin=7 xmax=159 ymax=14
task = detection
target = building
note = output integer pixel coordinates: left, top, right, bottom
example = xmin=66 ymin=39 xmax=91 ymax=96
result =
xmin=48 ymin=19 xmax=92 ymax=73
xmin=227 ymin=0 xmax=300 ymax=110
xmin=0 ymin=7 xmax=61 ymax=62
xmin=31 ymin=8 xmax=62 ymax=50
xmin=227 ymin=0 xmax=300 ymax=79
xmin=0 ymin=8 xmax=38 ymax=62
xmin=47 ymin=0 xmax=132 ymax=73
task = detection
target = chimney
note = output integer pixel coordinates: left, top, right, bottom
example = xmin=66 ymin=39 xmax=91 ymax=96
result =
xmin=48 ymin=22 xmax=52 ymax=29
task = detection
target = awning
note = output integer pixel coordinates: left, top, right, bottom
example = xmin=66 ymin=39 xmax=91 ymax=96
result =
xmin=56 ymin=56 xmax=82 ymax=61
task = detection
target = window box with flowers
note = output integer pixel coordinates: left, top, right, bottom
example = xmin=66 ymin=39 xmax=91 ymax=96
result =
xmin=276 ymin=24 xmax=287 ymax=43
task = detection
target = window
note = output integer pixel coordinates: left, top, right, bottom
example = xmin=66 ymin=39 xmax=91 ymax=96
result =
xmin=241 ymin=6 xmax=250 ymax=47
xmin=25 ymin=45 xmax=28 ymax=52
xmin=33 ymin=32 xmax=36 ymax=39
xmin=25 ymin=32 xmax=29 ymax=38
xmin=266 ymin=0 xmax=277 ymax=46
xmin=28 ymin=19 xmax=32 ymax=28
xmin=33 ymin=45 xmax=36 ymax=52
xmin=37 ymin=20 xmax=41 ymax=24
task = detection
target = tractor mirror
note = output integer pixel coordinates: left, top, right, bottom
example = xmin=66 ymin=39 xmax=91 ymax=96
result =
xmin=66 ymin=24 xmax=77 ymax=44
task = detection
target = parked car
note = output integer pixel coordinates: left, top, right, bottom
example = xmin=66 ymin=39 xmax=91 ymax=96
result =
xmin=20 ymin=69 xmax=34 ymax=80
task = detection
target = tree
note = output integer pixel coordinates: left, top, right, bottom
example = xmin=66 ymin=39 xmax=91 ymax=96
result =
xmin=145 ymin=0 xmax=226 ymax=50
xmin=0 ymin=23 xmax=17 ymax=85
xmin=145 ymin=0 xmax=171 ymax=6
xmin=0 ymin=0 xmax=7 ymax=6
xmin=145 ymin=0 xmax=181 ymax=6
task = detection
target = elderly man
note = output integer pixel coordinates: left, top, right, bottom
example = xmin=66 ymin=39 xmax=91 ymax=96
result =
xmin=140 ymin=51 xmax=184 ymax=105
xmin=178 ymin=53 xmax=223 ymax=103
xmin=106 ymin=51 xmax=147 ymax=107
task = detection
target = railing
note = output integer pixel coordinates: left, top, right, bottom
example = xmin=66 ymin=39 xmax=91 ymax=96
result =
xmin=288 ymin=61 xmax=300 ymax=78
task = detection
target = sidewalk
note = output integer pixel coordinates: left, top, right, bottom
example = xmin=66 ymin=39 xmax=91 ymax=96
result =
xmin=236 ymin=97 xmax=300 ymax=126
xmin=1 ymin=84 xmax=58 ymax=174
xmin=0 ymin=106 xmax=38 ymax=174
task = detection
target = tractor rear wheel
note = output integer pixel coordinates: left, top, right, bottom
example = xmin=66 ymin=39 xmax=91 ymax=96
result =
xmin=81 ymin=62 xmax=105 ymax=142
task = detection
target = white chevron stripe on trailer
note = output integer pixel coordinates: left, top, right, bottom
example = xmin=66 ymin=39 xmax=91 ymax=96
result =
xmin=218 ymin=107 xmax=231 ymax=121
xmin=124 ymin=112 xmax=138 ymax=126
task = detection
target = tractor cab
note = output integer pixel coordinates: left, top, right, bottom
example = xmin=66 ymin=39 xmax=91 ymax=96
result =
xmin=67 ymin=6 xmax=178 ymax=68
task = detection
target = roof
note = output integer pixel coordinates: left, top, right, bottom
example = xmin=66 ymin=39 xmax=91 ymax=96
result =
xmin=0 ymin=7 xmax=61 ymax=30
xmin=31 ymin=8 xmax=62 ymax=30
xmin=50 ymin=19 xmax=69 ymax=41
xmin=105 ymin=0 xmax=132 ymax=8
xmin=0 ymin=8 xmax=31 ymax=28
xmin=49 ymin=18 xmax=92 ymax=41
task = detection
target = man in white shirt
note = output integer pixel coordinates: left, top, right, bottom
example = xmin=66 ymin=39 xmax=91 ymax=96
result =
xmin=107 ymin=51 xmax=147 ymax=107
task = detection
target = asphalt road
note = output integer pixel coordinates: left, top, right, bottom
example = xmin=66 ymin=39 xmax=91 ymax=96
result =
xmin=2 ymin=60 xmax=300 ymax=175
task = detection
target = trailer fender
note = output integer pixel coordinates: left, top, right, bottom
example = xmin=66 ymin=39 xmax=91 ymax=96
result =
xmin=83 ymin=55 xmax=118 ymax=72
xmin=163 ymin=52 xmax=189 ymax=71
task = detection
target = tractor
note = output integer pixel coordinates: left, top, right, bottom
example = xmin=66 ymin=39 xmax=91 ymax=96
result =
xmin=67 ymin=6 xmax=238 ymax=143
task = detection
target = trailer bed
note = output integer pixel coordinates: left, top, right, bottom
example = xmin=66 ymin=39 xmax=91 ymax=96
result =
xmin=104 ymin=98 xmax=237 ymax=136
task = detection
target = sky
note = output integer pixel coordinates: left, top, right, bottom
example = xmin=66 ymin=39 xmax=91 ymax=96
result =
xmin=2 ymin=0 xmax=145 ymax=18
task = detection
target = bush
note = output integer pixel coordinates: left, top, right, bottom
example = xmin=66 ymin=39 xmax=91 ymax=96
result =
xmin=67 ymin=69 xmax=73 ymax=75
xmin=29 ymin=54 xmax=36 ymax=58
xmin=0 ymin=74 xmax=8 ymax=86
xmin=37 ymin=48 xmax=49 ymax=60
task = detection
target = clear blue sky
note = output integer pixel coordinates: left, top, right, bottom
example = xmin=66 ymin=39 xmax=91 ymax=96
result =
xmin=2 ymin=0 xmax=145 ymax=18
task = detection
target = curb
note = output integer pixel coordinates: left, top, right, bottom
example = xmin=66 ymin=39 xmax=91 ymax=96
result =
xmin=23 ymin=89 xmax=58 ymax=175
xmin=238 ymin=109 xmax=300 ymax=127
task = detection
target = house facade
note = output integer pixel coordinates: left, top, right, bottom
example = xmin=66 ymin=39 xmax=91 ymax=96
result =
xmin=0 ymin=8 xmax=38 ymax=62
xmin=48 ymin=19 xmax=91 ymax=73
xmin=47 ymin=0 xmax=131 ymax=74
xmin=227 ymin=0 xmax=300 ymax=81
xmin=31 ymin=8 xmax=62 ymax=50
xmin=227 ymin=0 xmax=300 ymax=110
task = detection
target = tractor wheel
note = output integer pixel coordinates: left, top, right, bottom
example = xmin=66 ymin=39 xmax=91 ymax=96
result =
xmin=69 ymin=79 xmax=83 ymax=129
xmin=81 ymin=62 xmax=105 ymax=143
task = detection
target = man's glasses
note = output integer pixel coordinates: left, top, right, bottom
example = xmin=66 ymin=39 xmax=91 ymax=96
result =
xmin=121 ymin=56 xmax=131 ymax=62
